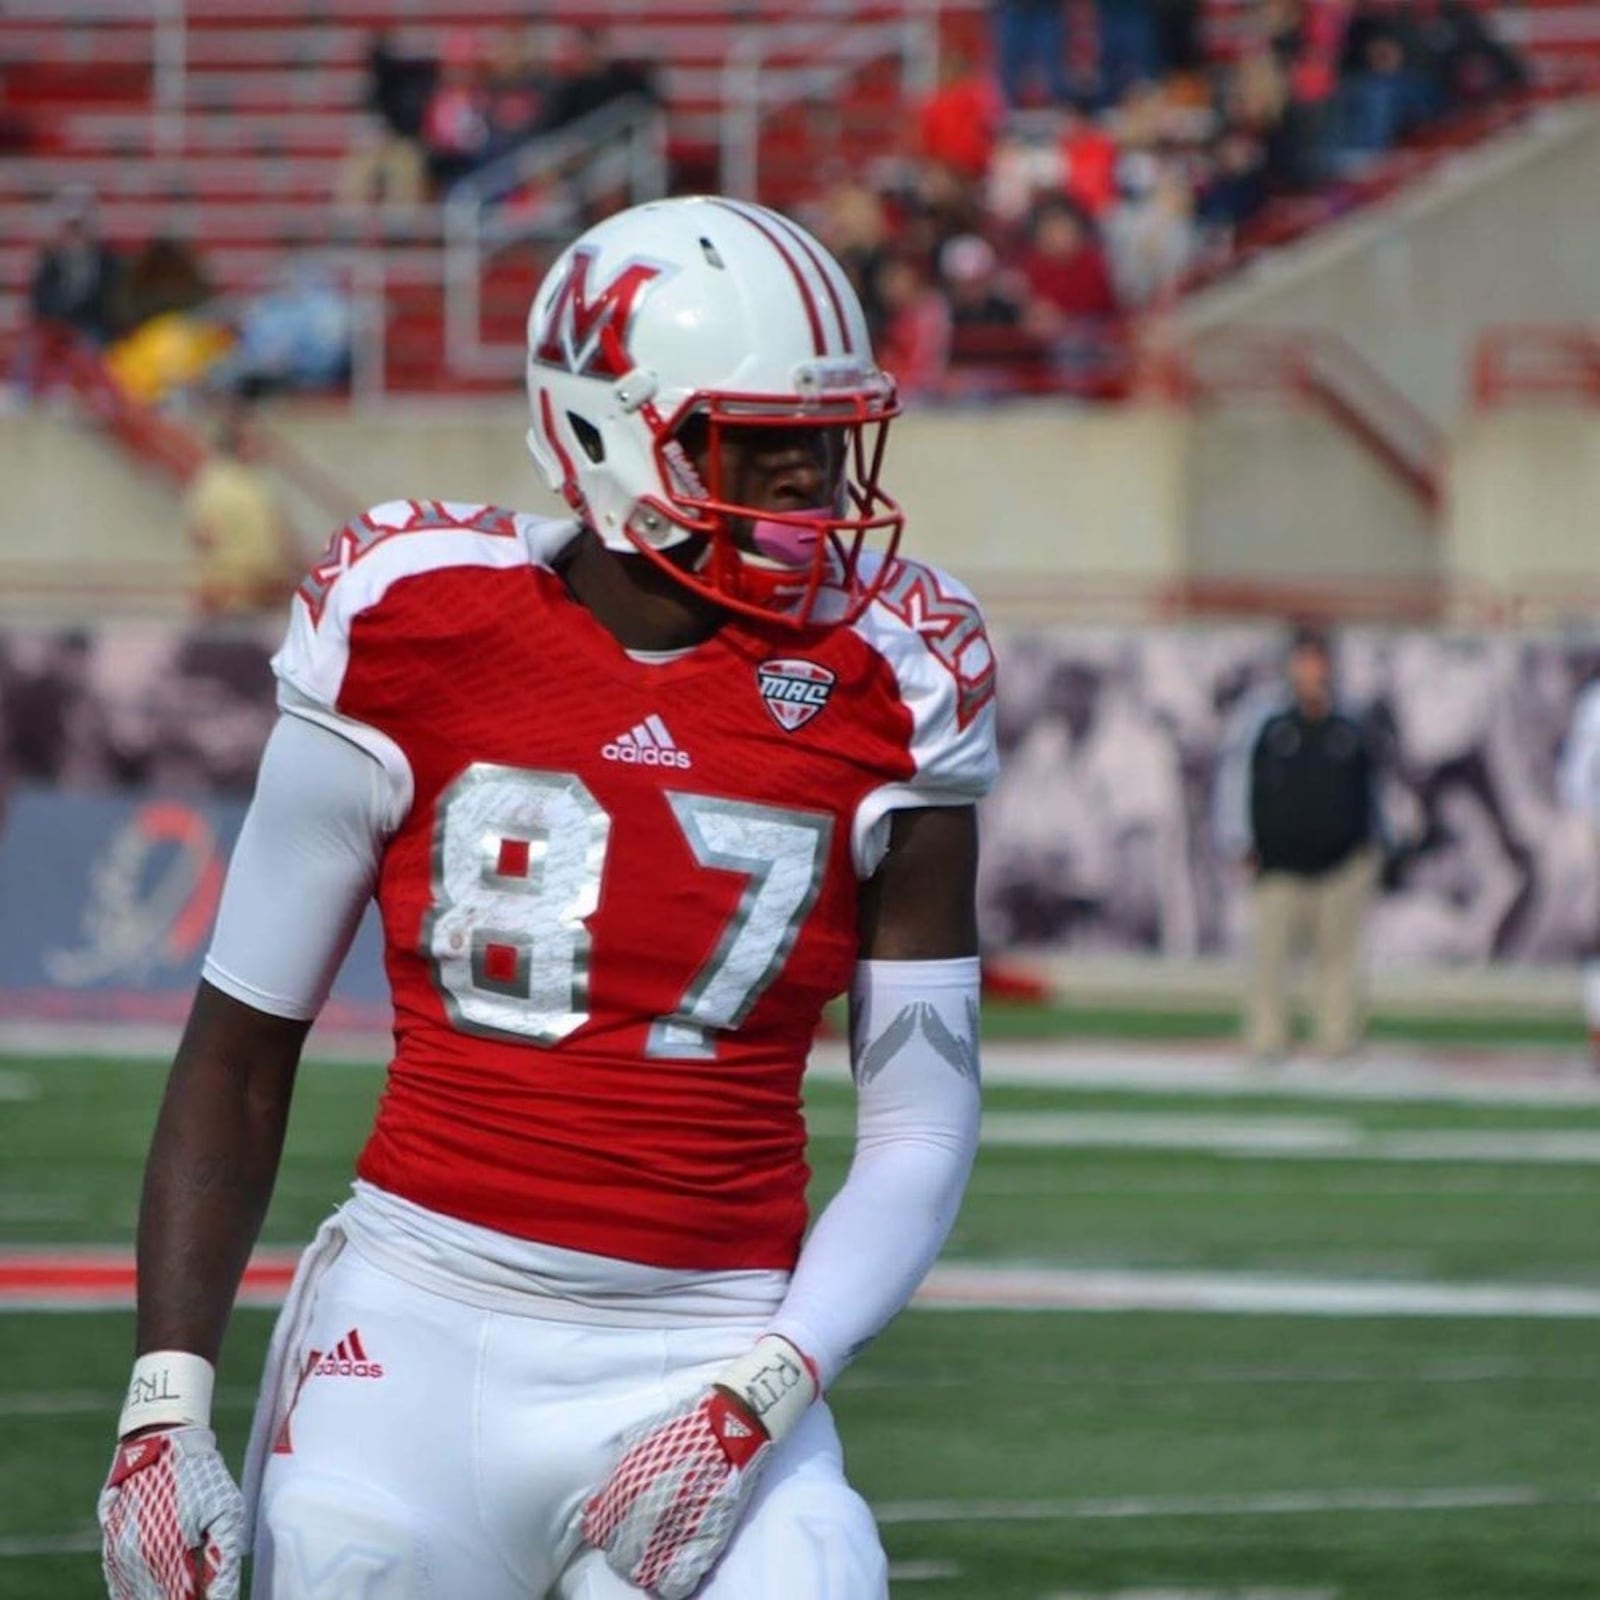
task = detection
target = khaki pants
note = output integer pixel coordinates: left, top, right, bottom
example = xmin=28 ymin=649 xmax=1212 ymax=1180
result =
xmin=1246 ymin=847 xmax=1378 ymax=1058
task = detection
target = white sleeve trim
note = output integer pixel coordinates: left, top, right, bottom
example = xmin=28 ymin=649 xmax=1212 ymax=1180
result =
xmin=852 ymin=782 xmax=982 ymax=878
xmin=276 ymin=681 xmax=413 ymax=831
xmin=201 ymin=713 xmax=400 ymax=1021
xmin=766 ymin=956 xmax=981 ymax=1388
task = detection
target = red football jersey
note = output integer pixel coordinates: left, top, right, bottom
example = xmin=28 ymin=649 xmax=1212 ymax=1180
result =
xmin=276 ymin=501 xmax=997 ymax=1272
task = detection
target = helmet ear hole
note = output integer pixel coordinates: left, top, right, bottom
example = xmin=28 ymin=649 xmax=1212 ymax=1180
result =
xmin=567 ymin=413 xmax=605 ymax=464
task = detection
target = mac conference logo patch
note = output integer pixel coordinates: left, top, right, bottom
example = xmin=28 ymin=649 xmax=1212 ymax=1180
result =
xmin=757 ymin=659 xmax=836 ymax=732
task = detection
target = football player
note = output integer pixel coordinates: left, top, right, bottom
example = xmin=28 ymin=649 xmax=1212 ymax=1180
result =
xmin=98 ymin=195 xmax=998 ymax=1600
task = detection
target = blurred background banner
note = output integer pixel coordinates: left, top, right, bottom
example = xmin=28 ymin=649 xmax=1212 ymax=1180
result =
xmin=986 ymin=624 xmax=1600 ymax=965
xmin=0 ymin=786 xmax=389 ymax=1026
xmin=6 ymin=614 xmax=1597 ymax=1021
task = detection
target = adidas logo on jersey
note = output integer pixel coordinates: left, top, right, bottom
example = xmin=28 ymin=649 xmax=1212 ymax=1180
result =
xmin=602 ymin=714 xmax=692 ymax=768
xmin=313 ymin=1328 xmax=384 ymax=1380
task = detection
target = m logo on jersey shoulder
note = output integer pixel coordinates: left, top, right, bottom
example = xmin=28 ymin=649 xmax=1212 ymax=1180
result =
xmin=533 ymin=247 xmax=674 ymax=379
xmin=876 ymin=560 xmax=996 ymax=729
xmin=758 ymin=659 xmax=836 ymax=732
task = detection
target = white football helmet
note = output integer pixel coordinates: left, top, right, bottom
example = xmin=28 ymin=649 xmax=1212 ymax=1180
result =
xmin=525 ymin=195 xmax=902 ymax=627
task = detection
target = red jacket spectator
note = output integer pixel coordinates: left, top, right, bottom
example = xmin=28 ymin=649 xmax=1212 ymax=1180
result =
xmin=874 ymin=254 xmax=953 ymax=397
xmin=1059 ymin=112 xmax=1121 ymax=216
xmin=916 ymin=57 xmax=1004 ymax=179
xmin=1019 ymin=199 xmax=1120 ymax=320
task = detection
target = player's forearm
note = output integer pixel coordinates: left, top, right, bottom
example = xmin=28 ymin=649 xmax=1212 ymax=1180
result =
xmin=134 ymin=983 xmax=307 ymax=1361
xmin=768 ymin=957 xmax=982 ymax=1386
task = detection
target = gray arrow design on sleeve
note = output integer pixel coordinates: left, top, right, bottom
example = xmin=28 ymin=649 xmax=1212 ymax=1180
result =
xmin=853 ymin=1002 xmax=921 ymax=1087
xmin=918 ymin=1002 xmax=981 ymax=1084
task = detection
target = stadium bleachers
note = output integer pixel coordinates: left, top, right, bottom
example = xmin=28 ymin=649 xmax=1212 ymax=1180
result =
xmin=1 ymin=0 xmax=1590 ymax=393
xmin=0 ymin=1 xmax=940 ymax=389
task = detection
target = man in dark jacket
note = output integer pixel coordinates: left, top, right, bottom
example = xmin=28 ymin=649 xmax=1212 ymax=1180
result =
xmin=1246 ymin=626 xmax=1381 ymax=1060
xmin=29 ymin=187 xmax=121 ymax=344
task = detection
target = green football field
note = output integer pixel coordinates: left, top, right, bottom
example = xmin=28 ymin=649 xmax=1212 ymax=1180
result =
xmin=3 ymin=1044 xmax=1599 ymax=1599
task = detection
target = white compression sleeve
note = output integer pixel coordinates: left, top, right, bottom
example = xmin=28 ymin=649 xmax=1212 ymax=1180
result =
xmin=202 ymin=713 xmax=406 ymax=1020
xmin=767 ymin=957 xmax=982 ymax=1388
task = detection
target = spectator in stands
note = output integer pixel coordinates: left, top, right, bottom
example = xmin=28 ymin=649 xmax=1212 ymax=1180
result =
xmin=117 ymin=234 xmax=212 ymax=331
xmin=873 ymin=252 xmax=953 ymax=400
xmin=183 ymin=399 xmax=301 ymax=618
xmin=1337 ymin=1 xmax=1437 ymax=159
xmin=1058 ymin=106 xmax=1123 ymax=217
xmin=422 ymin=30 xmax=491 ymax=193
xmin=914 ymin=50 xmax=1004 ymax=183
xmin=217 ymin=259 xmax=353 ymax=396
xmin=1242 ymin=625 xmax=1383 ymax=1063
xmin=335 ymin=29 xmax=434 ymax=210
xmin=537 ymin=26 xmax=660 ymax=137
xmin=1018 ymin=196 xmax=1125 ymax=396
xmin=1279 ymin=0 xmax=1345 ymax=185
xmin=1196 ymin=126 xmax=1271 ymax=234
xmin=1018 ymin=196 xmax=1120 ymax=330
xmin=1558 ymin=669 xmax=1600 ymax=1070
xmin=28 ymin=186 xmax=122 ymax=346
xmin=105 ymin=238 xmax=230 ymax=404
xmin=1154 ymin=0 xmax=1204 ymax=74
xmin=941 ymin=233 xmax=1025 ymax=334
xmin=816 ymin=177 xmax=893 ymax=330
xmin=482 ymin=28 xmax=551 ymax=161
xmin=1102 ymin=151 xmax=1195 ymax=307
xmin=993 ymin=0 xmax=1073 ymax=107
xmin=1095 ymin=0 xmax=1163 ymax=102
xmin=1420 ymin=1 xmax=1525 ymax=111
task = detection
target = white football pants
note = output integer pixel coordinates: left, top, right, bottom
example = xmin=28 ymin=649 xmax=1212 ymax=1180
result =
xmin=249 ymin=1242 xmax=887 ymax=1599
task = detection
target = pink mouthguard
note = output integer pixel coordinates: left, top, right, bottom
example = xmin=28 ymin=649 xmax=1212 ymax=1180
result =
xmin=750 ymin=514 xmax=826 ymax=568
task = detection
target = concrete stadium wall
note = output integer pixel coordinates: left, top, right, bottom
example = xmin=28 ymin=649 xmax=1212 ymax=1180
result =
xmin=4 ymin=394 xmax=1588 ymax=617
xmin=1447 ymin=408 xmax=1600 ymax=588
xmin=1183 ymin=403 xmax=1436 ymax=581
xmin=0 ymin=413 xmax=191 ymax=603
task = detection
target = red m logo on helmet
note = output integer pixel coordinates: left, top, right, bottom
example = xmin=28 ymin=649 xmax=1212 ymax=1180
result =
xmin=534 ymin=248 xmax=669 ymax=379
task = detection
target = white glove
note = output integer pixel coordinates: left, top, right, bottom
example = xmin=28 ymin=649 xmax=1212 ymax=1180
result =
xmin=98 ymin=1427 xmax=245 ymax=1600
xmin=581 ymin=1334 xmax=818 ymax=1599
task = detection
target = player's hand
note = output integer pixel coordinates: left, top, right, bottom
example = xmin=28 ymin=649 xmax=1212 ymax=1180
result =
xmin=98 ymin=1426 xmax=245 ymax=1600
xmin=581 ymin=1334 xmax=818 ymax=1599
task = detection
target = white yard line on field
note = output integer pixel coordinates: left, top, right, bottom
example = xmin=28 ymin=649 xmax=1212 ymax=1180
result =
xmin=1044 ymin=1591 xmax=1337 ymax=1600
xmin=0 ymin=1530 xmax=99 ymax=1558
xmin=967 ymin=1173 xmax=1598 ymax=1197
xmin=918 ymin=1264 xmax=1600 ymax=1317
xmin=5 ymin=1486 xmax=1593 ymax=1564
xmin=7 ymin=1251 xmax=1600 ymax=1318
xmin=840 ymin=1356 xmax=1597 ymax=1391
xmin=852 ymin=1044 xmax=1600 ymax=1106
xmin=889 ymin=1561 xmax=963 ymax=1583
xmin=0 ymin=1387 xmax=257 ymax=1419
xmin=808 ymin=1110 xmax=1600 ymax=1165
xmin=8 ymin=1025 xmax=1600 ymax=1105
xmin=875 ymin=1484 xmax=1597 ymax=1525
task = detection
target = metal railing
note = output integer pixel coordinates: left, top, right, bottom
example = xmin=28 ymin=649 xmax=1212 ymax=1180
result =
xmin=0 ymin=0 xmax=190 ymax=157
xmin=442 ymin=95 xmax=668 ymax=377
xmin=719 ymin=13 xmax=940 ymax=200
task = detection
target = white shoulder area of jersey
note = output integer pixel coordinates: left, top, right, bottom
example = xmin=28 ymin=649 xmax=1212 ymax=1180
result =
xmin=274 ymin=500 xmax=580 ymax=712
xmin=839 ymin=554 xmax=1000 ymax=883
xmin=850 ymin=552 xmax=999 ymax=745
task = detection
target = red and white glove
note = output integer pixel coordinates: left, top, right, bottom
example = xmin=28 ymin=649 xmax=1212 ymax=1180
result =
xmin=99 ymin=1427 xmax=245 ymax=1600
xmin=99 ymin=1352 xmax=244 ymax=1600
xmin=581 ymin=1334 xmax=819 ymax=1599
